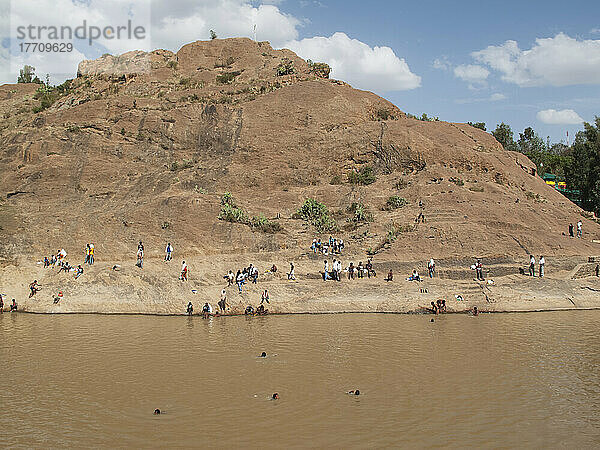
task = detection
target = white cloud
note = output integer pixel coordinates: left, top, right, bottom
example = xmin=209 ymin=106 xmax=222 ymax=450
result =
xmin=489 ymin=93 xmax=506 ymax=101
xmin=472 ymin=33 xmax=600 ymax=87
xmin=285 ymin=32 xmax=421 ymax=92
xmin=453 ymin=64 xmax=489 ymax=84
xmin=432 ymin=56 xmax=451 ymax=71
xmin=1 ymin=1 xmax=420 ymax=95
xmin=537 ymin=109 xmax=583 ymax=125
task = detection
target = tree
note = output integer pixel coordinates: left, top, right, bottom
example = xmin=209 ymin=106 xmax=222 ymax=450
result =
xmin=565 ymin=117 xmax=600 ymax=214
xmin=467 ymin=122 xmax=486 ymax=131
xmin=492 ymin=122 xmax=517 ymax=151
xmin=17 ymin=65 xmax=42 ymax=84
xmin=210 ymin=30 xmax=217 ymax=40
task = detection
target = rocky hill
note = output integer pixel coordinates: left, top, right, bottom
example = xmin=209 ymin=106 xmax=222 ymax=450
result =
xmin=1 ymin=37 xmax=598 ymax=267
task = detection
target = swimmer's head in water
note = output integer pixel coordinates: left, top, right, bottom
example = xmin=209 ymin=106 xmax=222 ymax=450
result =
xmin=431 ymin=318 xmax=435 ymax=322
xmin=154 ymin=409 xmax=161 ymax=415
xmin=354 ymin=390 xmax=360 ymax=395
xmin=272 ymin=393 xmax=279 ymax=399
xmin=260 ymin=352 xmax=267 ymax=357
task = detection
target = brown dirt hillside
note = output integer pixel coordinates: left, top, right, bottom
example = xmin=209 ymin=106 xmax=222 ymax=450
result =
xmin=1 ymin=37 xmax=599 ymax=267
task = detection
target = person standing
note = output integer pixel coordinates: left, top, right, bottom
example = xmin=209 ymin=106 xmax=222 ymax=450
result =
xmin=136 ymin=241 xmax=144 ymax=269
xmin=85 ymin=244 xmax=91 ymax=265
xmin=89 ymin=243 xmax=94 ymax=265
xmin=288 ymin=262 xmax=295 ymax=280
xmin=475 ymin=259 xmax=484 ymax=281
xmin=428 ymin=258 xmax=435 ymax=278
xmin=218 ymin=289 xmax=228 ymax=312
xmin=539 ymin=255 xmax=545 ymax=278
xmin=261 ymin=289 xmax=270 ymax=304
xmin=323 ymin=260 xmax=329 ymax=281
xmin=165 ymin=243 xmax=173 ymax=261
xmin=180 ymin=261 xmax=188 ymax=281
xmin=577 ymin=220 xmax=583 ymax=238
xmin=568 ymin=223 xmax=574 ymax=237
xmin=529 ymin=255 xmax=536 ymax=277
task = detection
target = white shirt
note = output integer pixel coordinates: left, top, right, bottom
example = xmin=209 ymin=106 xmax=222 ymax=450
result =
xmin=181 ymin=262 xmax=187 ymax=272
xmin=540 ymin=257 xmax=545 ymax=265
xmin=530 ymin=256 xmax=535 ymax=265
xmin=324 ymin=262 xmax=329 ymax=271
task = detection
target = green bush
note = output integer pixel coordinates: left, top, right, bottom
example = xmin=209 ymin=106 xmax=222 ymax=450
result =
xmin=249 ymin=214 xmax=283 ymax=233
xmin=218 ymin=203 xmax=247 ymax=223
xmin=276 ymin=58 xmax=295 ymax=76
xmin=218 ymin=193 xmax=282 ymax=233
xmin=348 ymin=166 xmax=376 ymax=185
xmin=348 ymin=202 xmax=373 ymax=224
xmin=216 ymin=71 xmax=241 ymax=84
xmin=384 ymin=196 xmax=407 ymax=210
xmin=295 ymin=198 xmax=338 ymax=232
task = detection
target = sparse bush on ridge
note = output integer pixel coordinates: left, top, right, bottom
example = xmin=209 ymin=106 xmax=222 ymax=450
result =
xmin=294 ymin=198 xmax=338 ymax=232
xmin=218 ymin=193 xmax=282 ymax=233
xmin=384 ymin=196 xmax=407 ymax=211
xmin=348 ymin=166 xmax=376 ymax=185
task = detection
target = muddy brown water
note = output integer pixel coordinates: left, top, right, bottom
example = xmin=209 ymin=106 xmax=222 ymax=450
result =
xmin=1 ymin=311 xmax=599 ymax=448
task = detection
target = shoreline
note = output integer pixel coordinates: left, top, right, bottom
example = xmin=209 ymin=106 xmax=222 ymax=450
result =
xmin=8 ymin=305 xmax=600 ymax=317
xmin=2 ymin=256 xmax=599 ymax=317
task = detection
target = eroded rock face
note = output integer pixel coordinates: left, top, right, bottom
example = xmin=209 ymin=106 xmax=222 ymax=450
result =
xmin=0 ymin=38 xmax=598 ymax=264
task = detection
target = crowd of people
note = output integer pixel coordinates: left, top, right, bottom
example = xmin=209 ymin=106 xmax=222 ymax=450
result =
xmin=311 ymin=236 xmax=344 ymax=255
xmin=320 ymin=258 xmax=376 ymax=281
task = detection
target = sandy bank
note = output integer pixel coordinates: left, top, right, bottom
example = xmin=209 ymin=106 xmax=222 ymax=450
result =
xmin=2 ymin=256 xmax=599 ymax=315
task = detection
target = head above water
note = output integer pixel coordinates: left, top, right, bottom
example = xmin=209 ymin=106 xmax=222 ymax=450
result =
xmin=154 ymin=409 xmax=161 ymax=415
xmin=260 ymin=352 xmax=267 ymax=357
xmin=272 ymin=393 xmax=279 ymax=399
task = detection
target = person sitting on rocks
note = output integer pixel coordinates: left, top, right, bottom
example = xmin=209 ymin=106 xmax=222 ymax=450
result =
xmin=270 ymin=264 xmax=277 ymax=273
xmin=10 ymin=299 xmax=17 ymax=311
xmin=74 ymin=265 xmax=84 ymax=279
xmin=385 ymin=269 xmax=393 ymax=282
xmin=245 ymin=305 xmax=255 ymax=315
xmin=202 ymin=302 xmax=213 ymax=318
xmin=256 ymin=304 xmax=268 ymax=315
xmin=186 ymin=301 xmax=194 ymax=316
xmin=407 ymin=269 xmax=421 ymax=282
xmin=0 ymin=294 xmax=4 ymax=312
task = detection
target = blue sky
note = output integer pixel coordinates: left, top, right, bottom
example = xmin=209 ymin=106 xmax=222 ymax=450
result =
xmin=2 ymin=0 xmax=599 ymax=143
xmin=281 ymin=0 xmax=600 ymax=143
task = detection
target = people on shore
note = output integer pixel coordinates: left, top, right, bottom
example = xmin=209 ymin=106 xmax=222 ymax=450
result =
xmin=270 ymin=264 xmax=277 ymax=273
xmin=85 ymin=243 xmax=94 ymax=265
xmin=218 ymin=289 xmax=228 ymax=312
xmin=430 ymin=301 xmax=439 ymax=315
xmin=539 ymin=256 xmax=545 ymax=278
xmin=348 ymin=262 xmax=355 ymax=280
xmin=29 ymin=280 xmax=41 ymax=298
xmin=407 ymin=269 xmax=421 ymax=282
xmin=165 ymin=243 xmax=173 ymax=261
xmin=475 ymin=259 xmax=484 ymax=281
xmin=472 ymin=306 xmax=478 ymax=316
xmin=245 ymin=305 xmax=255 ymax=315
xmin=428 ymin=258 xmax=435 ymax=278
xmin=180 ymin=261 xmax=188 ymax=281
xmin=323 ymin=260 xmax=330 ymax=281
xmin=261 ymin=289 xmax=270 ymax=304
xmin=596 ymin=264 xmax=599 ymax=277
xmin=224 ymin=270 xmax=234 ymax=286
xmin=385 ymin=269 xmax=393 ymax=282
xmin=256 ymin=304 xmax=268 ymax=315
xmin=136 ymin=241 xmax=144 ymax=269
xmin=577 ymin=220 xmax=583 ymax=238
xmin=365 ymin=258 xmax=375 ymax=278
xmin=186 ymin=301 xmax=193 ymax=316
xmin=529 ymin=255 xmax=536 ymax=277
xmin=10 ymin=299 xmax=17 ymax=312
xmin=288 ymin=262 xmax=295 ymax=280
xmin=53 ymin=291 xmax=63 ymax=304
xmin=74 ymin=265 xmax=84 ymax=279
xmin=202 ymin=302 xmax=213 ymax=318
xmin=236 ymin=270 xmax=246 ymax=293
xmin=569 ymin=223 xmax=574 ymax=237
xmin=0 ymin=294 xmax=3 ymax=313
